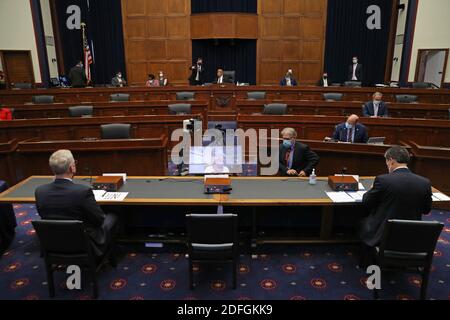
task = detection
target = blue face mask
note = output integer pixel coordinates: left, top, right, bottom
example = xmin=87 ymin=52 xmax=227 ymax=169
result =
xmin=283 ymin=139 xmax=293 ymax=148
xmin=345 ymin=122 xmax=353 ymax=129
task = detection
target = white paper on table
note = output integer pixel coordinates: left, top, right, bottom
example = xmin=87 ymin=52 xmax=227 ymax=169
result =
xmin=204 ymin=174 xmax=229 ymax=181
xmin=326 ymin=191 xmax=356 ymax=203
xmin=334 ymin=174 xmax=359 ymax=182
xmin=103 ymin=173 xmax=127 ymax=182
xmin=347 ymin=191 xmax=367 ymax=202
xmin=101 ymin=192 xmax=129 ymax=201
xmin=432 ymin=193 xmax=450 ymax=201
xmin=93 ymin=190 xmax=106 ymax=201
xmin=432 ymin=195 xmax=441 ymax=202
xmin=358 ymin=183 xmax=365 ymax=190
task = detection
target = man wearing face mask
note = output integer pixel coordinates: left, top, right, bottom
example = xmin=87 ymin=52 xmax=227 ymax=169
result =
xmin=348 ymin=56 xmax=363 ymax=82
xmin=359 ymin=146 xmax=432 ymax=248
xmin=318 ymin=72 xmax=332 ymax=87
xmin=69 ymin=61 xmax=87 ymax=88
xmin=280 ymin=69 xmax=298 ymax=86
xmin=279 ymin=128 xmax=319 ymax=177
xmin=34 ymin=150 xmax=120 ymax=258
xmin=158 ymin=71 xmax=168 ymax=86
xmin=362 ymin=92 xmax=389 ymax=117
xmin=189 ymin=58 xmax=205 ymax=85
xmin=111 ymin=71 xmax=127 ymax=87
xmin=332 ymin=114 xmax=368 ymax=143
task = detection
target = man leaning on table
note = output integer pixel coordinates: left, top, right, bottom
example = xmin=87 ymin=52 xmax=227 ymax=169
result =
xmin=279 ymin=128 xmax=320 ymax=177
xmin=34 ymin=150 xmax=120 ymax=259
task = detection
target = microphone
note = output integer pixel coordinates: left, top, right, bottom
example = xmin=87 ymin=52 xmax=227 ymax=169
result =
xmin=341 ymin=167 xmax=347 ymax=177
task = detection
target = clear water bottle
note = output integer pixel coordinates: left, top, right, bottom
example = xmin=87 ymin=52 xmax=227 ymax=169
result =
xmin=309 ymin=169 xmax=317 ymax=185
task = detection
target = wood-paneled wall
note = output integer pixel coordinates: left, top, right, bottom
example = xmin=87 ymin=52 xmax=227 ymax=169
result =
xmin=121 ymin=0 xmax=192 ymax=86
xmin=257 ymin=0 xmax=327 ymax=85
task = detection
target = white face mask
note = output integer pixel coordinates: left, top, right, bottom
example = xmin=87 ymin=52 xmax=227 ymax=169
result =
xmin=353 ymin=59 xmax=358 ymax=64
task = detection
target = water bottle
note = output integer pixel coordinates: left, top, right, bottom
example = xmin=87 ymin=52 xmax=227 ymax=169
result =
xmin=309 ymin=169 xmax=317 ymax=185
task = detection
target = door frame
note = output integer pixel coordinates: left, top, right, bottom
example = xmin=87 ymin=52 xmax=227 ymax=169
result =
xmin=0 ymin=50 xmax=36 ymax=89
xmin=414 ymin=48 xmax=449 ymax=87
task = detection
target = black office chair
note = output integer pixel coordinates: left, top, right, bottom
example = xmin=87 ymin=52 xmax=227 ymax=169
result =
xmin=247 ymin=91 xmax=266 ymax=100
xmin=224 ymin=71 xmax=235 ymax=84
xmin=395 ymin=94 xmax=418 ymax=103
xmin=412 ymin=82 xmax=432 ymax=89
xmin=110 ymin=93 xmax=130 ymax=102
xmin=68 ymin=106 xmax=94 ymax=117
xmin=13 ymin=83 xmax=32 ymax=89
xmin=323 ymin=93 xmax=343 ymax=101
xmin=371 ymin=219 xmax=444 ymax=300
xmin=32 ymin=220 xmax=117 ymax=298
xmin=168 ymin=103 xmax=191 ymax=115
xmin=263 ymin=103 xmax=288 ymax=115
xmin=32 ymin=95 xmax=54 ymax=104
xmin=186 ymin=213 xmax=238 ymax=290
xmin=344 ymin=81 xmax=362 ymax=87
xmin=101 ymin=123 xmax=131 ymax=139
xmin=176 ymin=92 xmax=195 ymax=101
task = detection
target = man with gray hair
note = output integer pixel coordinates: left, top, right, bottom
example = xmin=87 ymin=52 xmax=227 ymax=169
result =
xmin=279 ymin=127 xmax=319 ymax=176
xmin=359 ymin=145 xmax=432 ymax=248
xmin=35 ymin=150 xmax=120 ymax=258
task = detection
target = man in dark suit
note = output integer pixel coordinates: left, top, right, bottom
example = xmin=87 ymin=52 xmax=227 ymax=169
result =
xmin=111 ymin=71 xmax=127 ymax=87
xmin=348 ymin=56 xmax=363 ymax=82
xmin=280 ymin=69 xmax=298 ymax=86
xmin=332 ymin=114 xmax=369 ymax=143
xmin=35 ymin=150 xmax=119 ymax=258
xmin=69 ymin=61 xmax=87 ymax=88
xmin=359 ymin=146 xmax=432 ymax=247
xmin=317 ymin=72 xmax=332 ymax=87
xmin=279 ymin=128 xmax=320 ymax=177
xmin=362 ymin=92 xmax=389 ymax=117
xmin=214 ymin=68 xmax=232 ymax=84
xmin=188 ymin=57 xmax=205 ymax=85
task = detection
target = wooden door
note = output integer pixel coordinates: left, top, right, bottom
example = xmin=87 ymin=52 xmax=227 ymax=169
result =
xmin=1 ymin=50 xmax=35 ymax=88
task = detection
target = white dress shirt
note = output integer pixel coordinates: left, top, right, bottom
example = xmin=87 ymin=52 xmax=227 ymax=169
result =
xmin=352 ymin=64 xmax=358 ymax=80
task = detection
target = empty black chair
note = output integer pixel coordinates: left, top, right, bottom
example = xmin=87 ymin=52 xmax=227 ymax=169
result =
xmin=186 ymin=213 xmax=238 ymax=290
xmin=323 ymin=93 xmax=343 ymax=101
xmin=110 ymin=93 xmax=130 ymax=102
xmin=263 ymin=103 xmax=288 ymax=115
xmin=412 ymin=82 xmax=432 ymax=89
xmin=13 ymin=83 xmax=32 ymax=89
xmin=176 ymin=92 xmax=195 ymax=101
xmin=32 ymin=95 xmax=54 ymax=104
xmin=371 ymin=219 xmax=443 ymax=300
xmin=68 ymin=106 xmax=93 ymax=117
xmin=344 ymin=81 xmax=362 ymax=87
xmin=101 ymin=123 xmax=131 ymax=139
xmin=247 ymin=91 xmax=266 ymax=100
xmin=395 ymin=94 xmax=418 ymax=103
xmin=223 ymin=71 xmax=235 ymax=84
xmin=32 ymin=220 xmax=117 ymax=298
xmin=168 ymin=103 xmax=191 ymax=115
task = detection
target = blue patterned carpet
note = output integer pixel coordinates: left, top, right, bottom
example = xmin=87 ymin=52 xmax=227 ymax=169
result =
xmin=1 ymin=204 xmax=449 ymax=300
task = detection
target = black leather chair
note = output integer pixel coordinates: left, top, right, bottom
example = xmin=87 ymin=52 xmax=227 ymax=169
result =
xmin=247 ymin=92 xmax=266 ymax=100
xmin=110 ymin=93 xmax=130 ymax=102
xmin=344 ymin=81 xmax=362 ymax=87
xmin=371 ymin=219 xmax=444 ymax=300
xmin=412 ymin=82 xmax=432 ymax=89
xmin=32 ymin=95 xmax=54 ymax=104
xmin=168 ymin=103 xmax=191 ymax=115
xmin=68 ymin=106 xmax=94 ymax=117
xmin=395 ymin=94 xmax=418 ymax=103
xmin=186 ymin=213 xmax=238 ymax=290
xmin=322 ymin=93 xmax=343 ymax=101
xmin=224 ymin=71 xmax=235 ymax=84
xmin=101 ymin=123 xmax=131 ymax=139
xmin=263 ymin=103 xmax=288 ymax=115
xmin=176 ymin=92 xmax=195 ymax=101
xmin=32 ymin=220 xmax=117 ymax=298
xmin=13 ymin=83 xmax=32 ymax=89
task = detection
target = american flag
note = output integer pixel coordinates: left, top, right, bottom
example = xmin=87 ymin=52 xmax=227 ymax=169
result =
xmin=83 ymin=41 xmax=93 ymax=82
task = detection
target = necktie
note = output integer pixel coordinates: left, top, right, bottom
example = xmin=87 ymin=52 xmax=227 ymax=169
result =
xmin=347 ymin=128 xmax=352 ymax=142
xmin=373 ymin=103 xmax=379 ymax=117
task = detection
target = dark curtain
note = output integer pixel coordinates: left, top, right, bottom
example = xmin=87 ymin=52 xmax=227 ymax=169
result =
xmin=324 ymin=0 xmax=393 ymax=86
xmin=191 ymin=0 xmax=257 ymax=13
xmin=192 ymin=39 xmax=257 ymax=84
xmin=55 ymin=0 xmax=126 ymax=85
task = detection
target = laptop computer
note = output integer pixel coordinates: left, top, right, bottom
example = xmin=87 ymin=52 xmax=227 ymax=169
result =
xmin=367 ymin=137 xmax=386 ymax=145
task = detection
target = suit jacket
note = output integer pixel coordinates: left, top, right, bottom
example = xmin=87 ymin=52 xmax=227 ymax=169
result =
xmin=360 ymin=168 xmax=432 ymax=246
xmin=69 ymin=66 xmax=87 ymax=88
xmin=280 ymin=78 xmax=298 ymax=86
xmin=348 ymin=63 xmax=363 ymax=81
xmin=362 ymin=101 xmax=389 ymax=117
xmin=332 ymin=123 xmax=369 ymax=143
xmin=188 ymin=64 xmax=206 ymax=85
xmin=214 ymin=75 xmax=232 ymax=84
xmin=279 ymin=142 xmax=320 ymax=176
xmin=35 ymin=179 xmax=107 ymax=256
xmin=317 ymin=77 xmax=333 ymax=87
xmin=111 ymin=77 xmax=127 ymax=87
